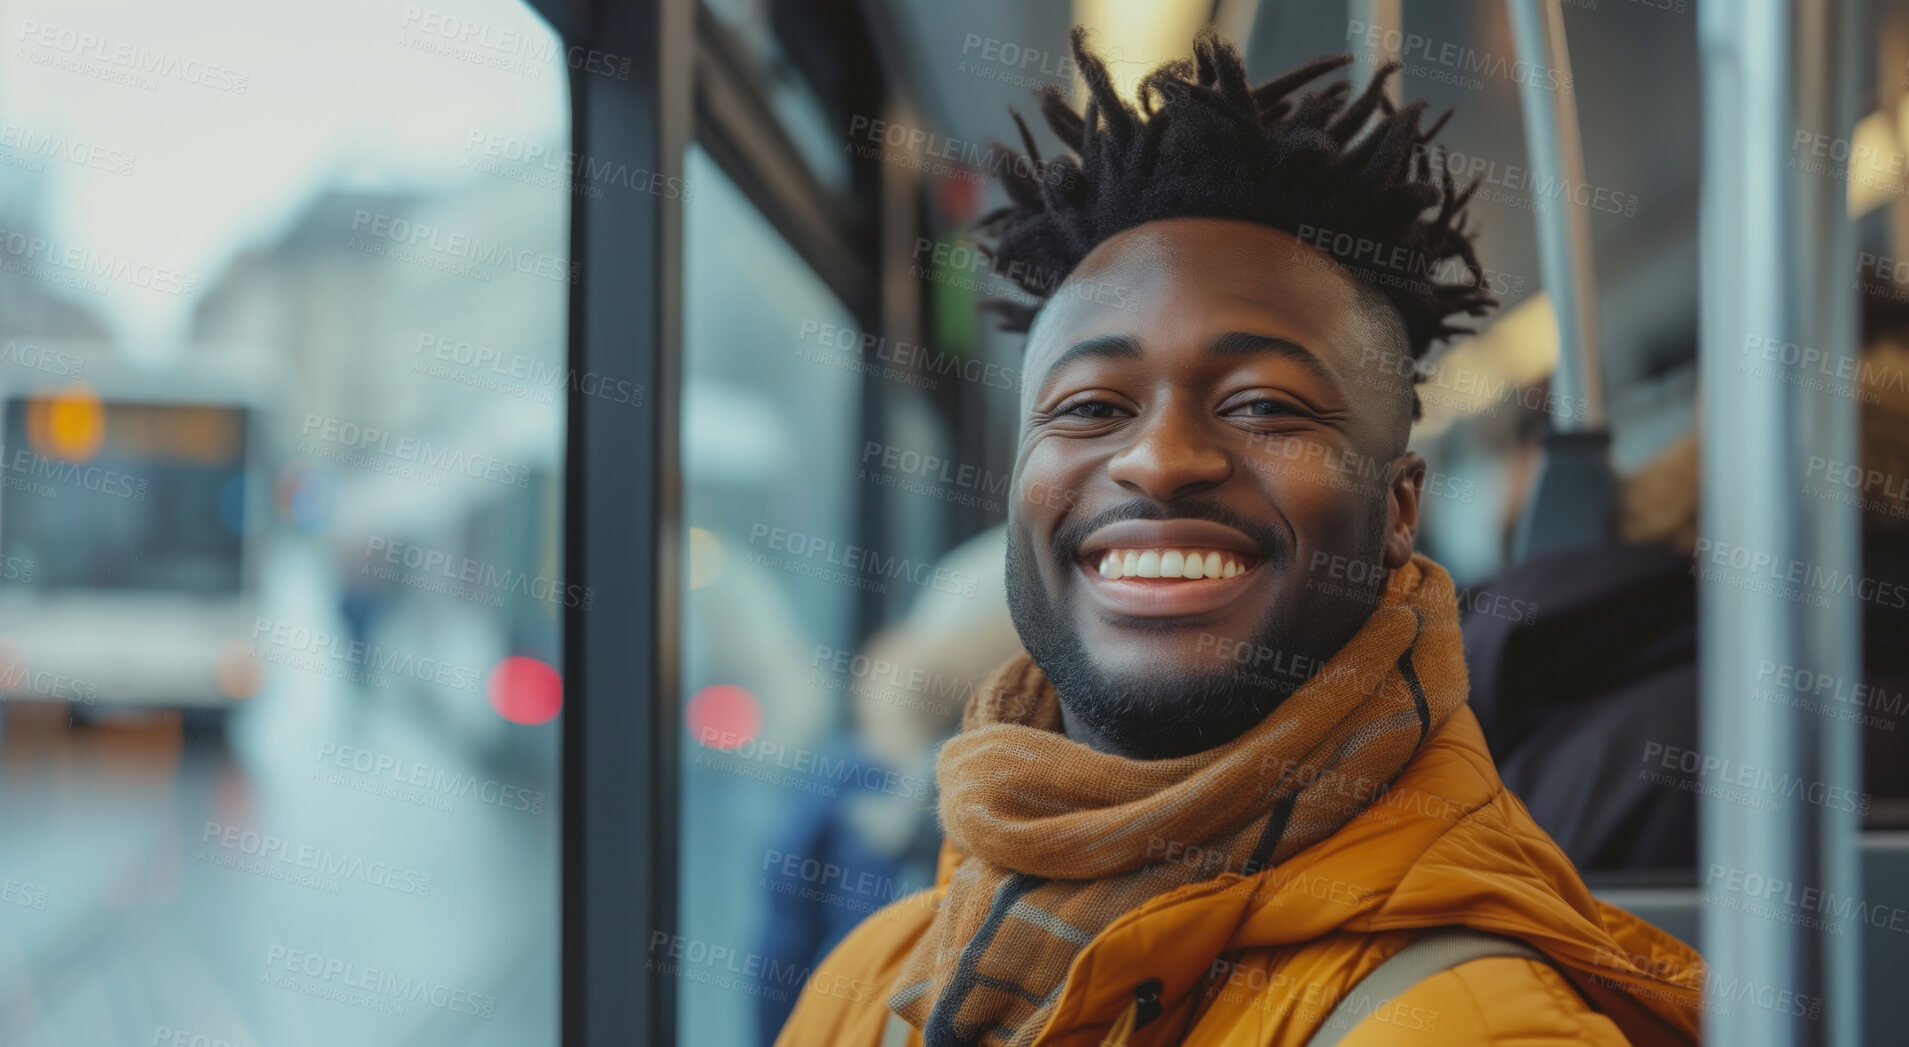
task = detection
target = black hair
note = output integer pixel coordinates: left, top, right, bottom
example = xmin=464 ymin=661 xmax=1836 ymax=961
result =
xmin=975 ymin=25 xmax=1499 ymax=420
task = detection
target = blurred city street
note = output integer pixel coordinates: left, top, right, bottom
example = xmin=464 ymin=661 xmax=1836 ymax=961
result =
xmin=0 ymin=3 xmax=570 ymax=1042
xmin=0 ymin=626 xmax=559 ymax=1047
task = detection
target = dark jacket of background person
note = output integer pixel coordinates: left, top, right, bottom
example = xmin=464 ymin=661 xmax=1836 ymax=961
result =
xmin=1465 ymin=316 xmax=1909 ymax=871
xmin=1463 ymin=542 xmax=1703 ymax=870
xmin=1464 ymin=533 xmax=1909 ymax=872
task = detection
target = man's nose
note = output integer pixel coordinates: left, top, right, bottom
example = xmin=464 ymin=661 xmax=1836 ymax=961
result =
xmin=1104 ymin=409 xmax=1232 ymax=501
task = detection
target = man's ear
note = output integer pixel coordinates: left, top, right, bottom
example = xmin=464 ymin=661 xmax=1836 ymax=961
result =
xmin=1382 ymin=452 xmax=1426 ymax=569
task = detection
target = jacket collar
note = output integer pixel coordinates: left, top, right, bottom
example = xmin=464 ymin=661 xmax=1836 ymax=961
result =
xmin=930 ymin=704 xmax=1706 ymax=1045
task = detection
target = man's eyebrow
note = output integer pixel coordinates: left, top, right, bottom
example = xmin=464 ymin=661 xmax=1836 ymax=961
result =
xmin=1210 ymin=331 xmax=1345 ymax=396
xmin=1033 ymin=331 xmax=1348 ymax=399
xmin=1036 ymin=333 xmax=1143 ymax=391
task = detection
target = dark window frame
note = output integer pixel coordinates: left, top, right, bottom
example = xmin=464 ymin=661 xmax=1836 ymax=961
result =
xmin=552 ymin=1 xmax=691 ymax=1045
xmin=549 ymin=0 xmax=894 ymax=1044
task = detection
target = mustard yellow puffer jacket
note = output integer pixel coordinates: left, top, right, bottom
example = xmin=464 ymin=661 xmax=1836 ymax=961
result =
xmin=774 ymin=705 xmax=1708 ymax=1046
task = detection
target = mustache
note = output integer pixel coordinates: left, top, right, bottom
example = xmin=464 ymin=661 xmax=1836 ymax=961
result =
xmin=1048 ymin=498 xmax=1288 ymax=570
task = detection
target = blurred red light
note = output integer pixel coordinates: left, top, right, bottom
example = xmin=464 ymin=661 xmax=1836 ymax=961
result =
xmin=487 ymin=656 xmax=562 ymax=725
xmin=686 ymin=684 xmax=761 ymax=749
xmin=938 ymin=176 xmax=980 ymax=224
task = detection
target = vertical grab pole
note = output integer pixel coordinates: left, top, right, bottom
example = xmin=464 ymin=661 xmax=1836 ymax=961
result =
xmin=1349 ymin=0 xmax=1403 ymax=106
xmin=1697 ymin=0 xmax=1861 ymax=1044
xmin=1505 ymin=0 xmax=1615 ymax=558
xmin=1504 ymin=0 xmax=1604 ymax=432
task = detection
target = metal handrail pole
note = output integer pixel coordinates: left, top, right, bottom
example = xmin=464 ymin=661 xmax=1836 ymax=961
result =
xmin=1696 ymin=0 xmax=1862 ymax=1044
xmin=1505 ymin=0 xmax=1605 ymax=431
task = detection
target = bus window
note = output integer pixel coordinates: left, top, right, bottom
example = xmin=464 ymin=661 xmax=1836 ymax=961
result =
xmin=0 ymin=2 xmax=569 ymax=1045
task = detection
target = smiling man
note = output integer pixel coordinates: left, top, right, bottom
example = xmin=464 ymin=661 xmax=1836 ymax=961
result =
xmin=776 ymin=27 xmax=1707 ymax=1047
xmin=1006 ymin=219 xmax=1424 ymax=762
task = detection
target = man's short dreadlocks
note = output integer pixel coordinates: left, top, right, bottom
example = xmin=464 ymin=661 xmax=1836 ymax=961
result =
xmin=975 ymin=25 xmax=1498 ymax=420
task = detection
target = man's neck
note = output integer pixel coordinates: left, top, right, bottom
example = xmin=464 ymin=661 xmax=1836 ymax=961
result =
xmin=1052 ymin=673 xmax=1310 ymax=761
xmin=1058 ymin=699 xmax=1129 ymax=757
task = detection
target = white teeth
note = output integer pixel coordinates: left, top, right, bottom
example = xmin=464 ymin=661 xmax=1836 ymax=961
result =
xmin=1090 ymin=548 xmax=1255 ymax=580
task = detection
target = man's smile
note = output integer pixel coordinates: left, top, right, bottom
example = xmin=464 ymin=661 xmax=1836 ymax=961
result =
xmin=1072 ymin=517 xmax=1267 ymax=618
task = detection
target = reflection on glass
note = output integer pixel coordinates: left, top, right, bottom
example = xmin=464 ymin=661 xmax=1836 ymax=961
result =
xmin=679 ymin=142 xmax=920 ymax=1047
xmin=699 ymin=0 xmax=850 ymax=194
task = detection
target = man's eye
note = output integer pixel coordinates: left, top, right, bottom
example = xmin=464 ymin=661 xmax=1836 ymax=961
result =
xmin=1229 ymin=399 xmax=1294 ymax=417
xmin=1063 ymin=401 xmax=1123 ymax=419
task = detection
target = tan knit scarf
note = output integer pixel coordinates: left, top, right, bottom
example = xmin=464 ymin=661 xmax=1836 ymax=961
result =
xmin=888 ymin=554 xmax=1468 ymax=1047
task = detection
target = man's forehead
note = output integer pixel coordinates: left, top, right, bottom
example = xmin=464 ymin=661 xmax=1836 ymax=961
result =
xmin=1074 ymin=217 xmax=1314 ymax=270
xmin=1024 ymin=219 xmax=1367 ymax=371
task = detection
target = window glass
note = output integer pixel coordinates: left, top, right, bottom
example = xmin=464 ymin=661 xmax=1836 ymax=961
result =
xmin=700 ymin=0 xmax=851 ymax=193
xmin=678 ymin=141 xmax=930 ymax=1047
xmin=0 ymin=2 xmax=569 ymax=1044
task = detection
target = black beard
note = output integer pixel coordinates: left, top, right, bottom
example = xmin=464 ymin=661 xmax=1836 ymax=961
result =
xmin=1005 ymin=498 xmax=1391 ymax=760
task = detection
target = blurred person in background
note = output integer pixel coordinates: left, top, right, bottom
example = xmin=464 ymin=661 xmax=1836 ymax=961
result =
xmin=1464 ymin=273 xmax=1909 ymax=871
xmin=754 ymin=525 xmax=1022 ymax=1045
xmin=777 ymin=28 xmax=1704 ymax=1047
